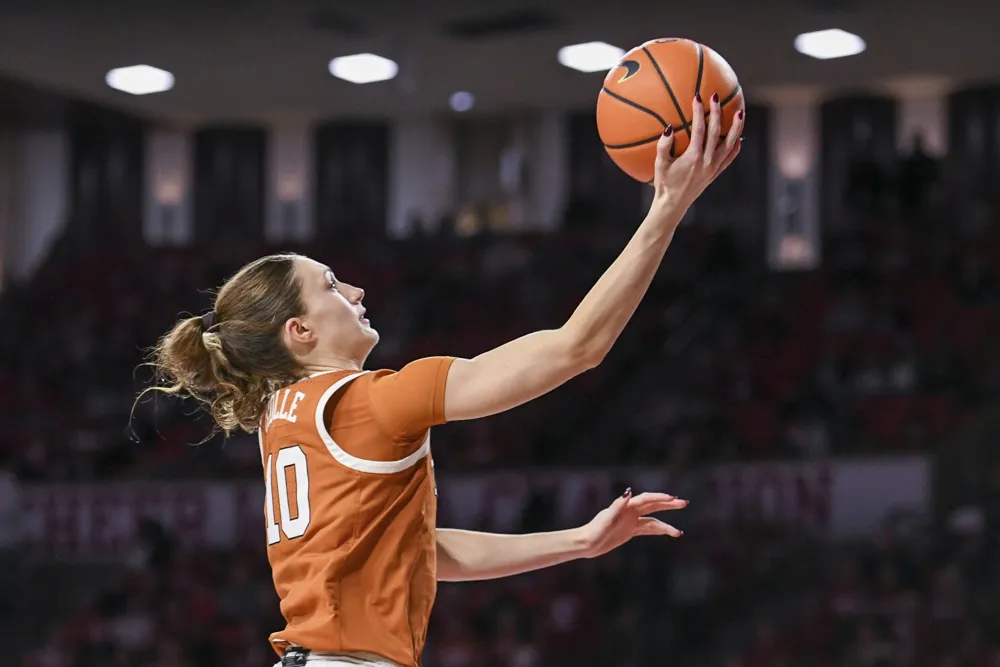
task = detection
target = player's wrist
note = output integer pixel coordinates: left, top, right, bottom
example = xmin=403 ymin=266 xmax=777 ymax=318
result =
xmin=644 ymin=195 xmax=688 ymax=235
xmin=562 ymin=525 xmax=599 ymax=560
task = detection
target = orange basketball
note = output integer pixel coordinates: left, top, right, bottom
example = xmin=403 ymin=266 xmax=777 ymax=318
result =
xmin=596 ymin=38 xmax=744 ymax=183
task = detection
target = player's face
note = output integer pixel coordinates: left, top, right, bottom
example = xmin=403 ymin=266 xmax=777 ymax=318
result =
xmin=292 ymin=257 xmax=379 ymax=363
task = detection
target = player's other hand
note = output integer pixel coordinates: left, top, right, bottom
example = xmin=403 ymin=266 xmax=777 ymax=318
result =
xmin=577 ymin=488 xmax=688 ymax=559
xmin=650 ymin=93 xmax=744 ymax=217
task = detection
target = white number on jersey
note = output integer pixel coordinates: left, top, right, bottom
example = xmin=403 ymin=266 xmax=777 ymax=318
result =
xmin=264 ymin=445 xmax=311 ymax=544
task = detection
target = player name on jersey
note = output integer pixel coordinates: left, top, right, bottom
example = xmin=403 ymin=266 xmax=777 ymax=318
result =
xmin=263 ymin=388 xmax=307 ymax=432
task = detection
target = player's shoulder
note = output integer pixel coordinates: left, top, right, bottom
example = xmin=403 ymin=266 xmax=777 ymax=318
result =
xmin=290 ymin=357 xmax=456 ymax=404
xmin=296 ymin=368 xmax=379 ymax=391
xmin=354 ymin=363 xmax=443 ymax=387
xmin=301 ymin=367 xmax=413 ymax=406
xmin=364 ymin=366 xmax=403 ymax=383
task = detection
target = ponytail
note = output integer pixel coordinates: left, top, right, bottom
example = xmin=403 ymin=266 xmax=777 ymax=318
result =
xmin=137 ymin=253 xmax=306 ymax=435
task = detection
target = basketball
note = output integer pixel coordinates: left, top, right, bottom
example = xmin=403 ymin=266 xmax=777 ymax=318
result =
xmin=596 ymin=38 xmax=745 ymax=183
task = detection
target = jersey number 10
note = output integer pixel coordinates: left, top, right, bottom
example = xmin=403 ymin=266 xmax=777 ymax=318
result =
xmin=264 ymin=445 xmax=312 ymax=545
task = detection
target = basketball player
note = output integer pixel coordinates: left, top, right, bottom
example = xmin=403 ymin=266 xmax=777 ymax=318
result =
xmin=146 ymin=96 xmax=742 ymax=667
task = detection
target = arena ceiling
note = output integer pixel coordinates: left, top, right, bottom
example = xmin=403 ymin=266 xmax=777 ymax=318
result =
xmin=0 ymin=0 xmax=996 ymax=125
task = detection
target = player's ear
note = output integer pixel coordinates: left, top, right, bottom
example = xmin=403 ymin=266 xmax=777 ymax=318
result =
xmin=283 ymin=317 xmax=315 ymax=346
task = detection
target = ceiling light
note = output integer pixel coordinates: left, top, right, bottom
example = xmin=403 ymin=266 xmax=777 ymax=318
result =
xmin=105 ymin=65 xmax=174 ymax=95
xmin=328 ymin=53 xmax=398 ymax=84
xmin=449 ymin=91 xmax=475 ymax=112
xmin=557 ymin=41 xmax=625 ymax=73
xmin=794 ymin=29 xmax=866 ymax=60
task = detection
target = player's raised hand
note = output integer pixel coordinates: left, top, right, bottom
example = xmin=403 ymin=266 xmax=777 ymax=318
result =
xmin=577 ymin=488 xmax=688 ymax=559
xmin=650 ymin=93 xmax=744 ymax=215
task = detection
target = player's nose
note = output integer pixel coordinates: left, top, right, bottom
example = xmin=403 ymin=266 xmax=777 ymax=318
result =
xmin=344 ymin=284 xmax=365 ymax=303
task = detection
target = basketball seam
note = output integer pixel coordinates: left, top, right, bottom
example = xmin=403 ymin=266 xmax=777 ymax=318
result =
xmin=604 ymin=135 xmax=661 ymax=150
xmin=721 ymin=83 xmax=742 ymax=107
xmin=694 ymin=44 xmax=705 ymax=99
xmin=641 ymin=45 xmax=689 ymax=137
xmin=663 ymin=83 xmax=743 ymax=133
xmin=600 ymin=86 xmax=668 ymax=127
xmin=604 ymin=81 xmax=741 ymax=179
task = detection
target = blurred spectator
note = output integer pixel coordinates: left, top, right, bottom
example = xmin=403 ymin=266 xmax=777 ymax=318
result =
xmin=0 ymin=456 xmax=21 ymax=618
xmin=898 ymin=132 xmax=939 ymax=217
xmin=846 ymin=135 xmax=887 ymax=219
xmin=126 ymin=519 xmax=176 ymax=574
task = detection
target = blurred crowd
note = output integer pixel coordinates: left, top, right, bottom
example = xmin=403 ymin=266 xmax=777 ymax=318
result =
xmin=730 ymin=485 xmax=1000 ymax=667
xmin=4 ymin=132 xmax=1000 ymax=667
xmin=1 ymin=168 xmax=998 ymax=480
xmin=18 ymin=498 xmax=814 ymax=667
xmin=0 ymin=216 xmax=741 ymax=479
xmin=20 ymin=480 xmax=1000 ymax=667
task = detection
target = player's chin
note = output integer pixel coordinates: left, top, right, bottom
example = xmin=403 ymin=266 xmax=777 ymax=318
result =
xmin=360 ymin=323 xmax=380 ymax=344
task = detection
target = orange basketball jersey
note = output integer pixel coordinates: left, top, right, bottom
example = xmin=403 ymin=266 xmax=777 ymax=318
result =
xmin=258 ymin=356 xmax=455 ymax=667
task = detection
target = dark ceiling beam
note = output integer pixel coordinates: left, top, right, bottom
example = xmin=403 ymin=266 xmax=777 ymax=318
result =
xmin=0 ymin=75 xmax=148 ymax=128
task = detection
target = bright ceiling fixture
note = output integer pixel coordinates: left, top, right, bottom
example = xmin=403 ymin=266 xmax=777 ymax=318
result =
xmin=105 ymin=65 xmax=175 ymax=95
xmin=449 ymin=91 xmax=475 ymax=112
xmin=794 ymin=29 xmax=866 ymax=60
xmin=557 ymin=41 xmax=625 ymax=73
xmin=328 ymin=53 xmax=398 ymax=84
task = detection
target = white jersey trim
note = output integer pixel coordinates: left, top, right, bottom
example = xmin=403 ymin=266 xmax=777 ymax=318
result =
xmin=314 ymin=370 xmax=430 ymax=475
xmin=308 ymin=369 xmax=344 ymax=379
xmin=258 ymin=428 xmax=265 ymax=466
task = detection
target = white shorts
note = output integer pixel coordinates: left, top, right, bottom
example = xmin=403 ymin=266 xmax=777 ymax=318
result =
xmin=274 ymin=652 xmax=400 ymax=667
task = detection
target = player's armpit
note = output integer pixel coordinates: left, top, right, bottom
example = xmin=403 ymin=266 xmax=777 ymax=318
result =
xmin=368 ymin=356 xmax=456 ymax=441
xmin=442 ymin=328 xmax=595 ymax=422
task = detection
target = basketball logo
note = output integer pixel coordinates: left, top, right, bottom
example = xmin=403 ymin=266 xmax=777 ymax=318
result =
xmin=617 ymin=60 xmax=641 ymax=83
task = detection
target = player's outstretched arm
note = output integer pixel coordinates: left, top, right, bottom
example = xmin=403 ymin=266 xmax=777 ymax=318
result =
xmin=435 ymin=489 xmax=687 ymax=582
xmin=443 ymin=94 xmax=744 ymax=423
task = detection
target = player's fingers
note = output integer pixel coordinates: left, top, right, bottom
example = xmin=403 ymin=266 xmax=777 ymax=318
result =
xmin=725 ymin=109 xmax=745 ymax=153
xmin=634 ymin=518 xmax=683 ymax=537
xmin=628 ymin=493 xmax=686 ymax=514
xmin=703 ymin=93 xmax=723 ymax=169
xmin=635 ymin=499 xmax=689 ymax=515
xmin=605 ymin=487 xmax=633 ymax=517
xmin=626 ymin=492 xmax=674 ymax=510
xmin=712 ymin=136 xmax=743 ymax=181
xmin=653 ymin=125 xmax=675 ymax=187
xmin=650 ymin=498 xmax=690 ymax=513
xmin=686 ymin=94 xmax=706 ymax=163
xmin=712 ymin=108 xmax=745 ymax=172
xmin=629 ymin=491 xmax=675 ymax=503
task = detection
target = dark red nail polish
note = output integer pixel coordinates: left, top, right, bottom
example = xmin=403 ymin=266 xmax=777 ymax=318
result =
xmin=738 ymin=109 xmax=744 ymax=120
xmin=711 ymin=92 xmax=719 ymax=104
xmin=623 ymin=487 xmax=632 ymax=498
xmin=695 ymin=92 xmax=702 ymax=103
xmin=663 ymin=125 xmax=672 ymax=137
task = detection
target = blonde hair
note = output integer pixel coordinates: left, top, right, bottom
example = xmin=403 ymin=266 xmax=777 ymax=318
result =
xmin=140 ymin=253 xmax=306 ymax=435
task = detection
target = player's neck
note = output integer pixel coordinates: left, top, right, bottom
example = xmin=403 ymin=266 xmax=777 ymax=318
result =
xmin=301 ymin=354 xmax=365 ymax=375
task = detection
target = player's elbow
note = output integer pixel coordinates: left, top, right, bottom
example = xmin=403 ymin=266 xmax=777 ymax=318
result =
xmin=574 ymin=345 xmax=607 ymax=371
xmin=558 ymin=326 xmax=608 ymax=371
xmin=435 ymin=558 xmax=468 ymax=582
